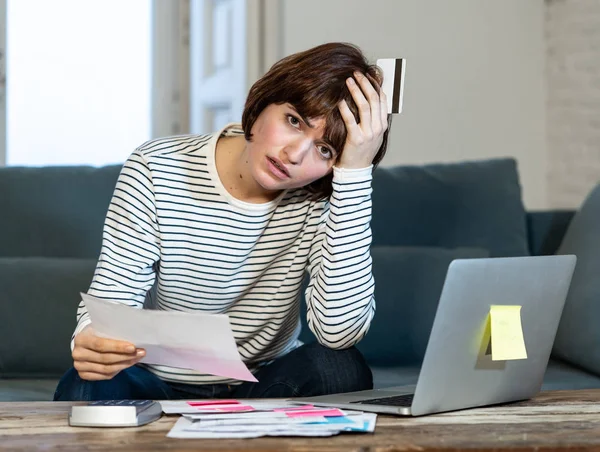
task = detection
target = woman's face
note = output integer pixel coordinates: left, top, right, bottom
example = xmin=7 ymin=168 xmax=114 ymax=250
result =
xmin=246 ymin=103 xmax=338 ymax=193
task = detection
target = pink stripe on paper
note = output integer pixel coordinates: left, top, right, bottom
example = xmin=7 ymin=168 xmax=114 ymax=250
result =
xmin=187 ymin=400 xmax=240 ymax=407
xmin=285 ymin=408 xmax=345 ymax=418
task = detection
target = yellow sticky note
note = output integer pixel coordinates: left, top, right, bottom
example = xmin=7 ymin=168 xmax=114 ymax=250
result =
xmin=489 ymin=305 xmax=527 ymax=361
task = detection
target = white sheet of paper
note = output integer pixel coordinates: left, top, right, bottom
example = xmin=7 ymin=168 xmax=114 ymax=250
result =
xmin=356 ymin=413 xmax=377 ymax=433
xmin=184 ymin=422 xmax=341 ymax=434
xmin=81 ymin=293 xmax=257 ymax=382
xmin=184 ymin=412 xmax=292 ymax=421
xmin=188 ymin=416 xmax=327 ymax=427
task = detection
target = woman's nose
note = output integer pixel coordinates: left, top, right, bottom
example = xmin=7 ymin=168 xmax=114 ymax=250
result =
xmin=283 ymin=138 xmax=311 ymax=165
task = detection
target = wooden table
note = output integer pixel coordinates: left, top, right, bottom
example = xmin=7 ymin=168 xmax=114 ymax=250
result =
xmin=2 ymin=389 xmax=600 ymax=451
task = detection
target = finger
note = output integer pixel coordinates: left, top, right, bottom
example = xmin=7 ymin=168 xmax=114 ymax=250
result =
xmin=78 ymin=372 xmax=114 ymax=381
xmin=364 ymin=72 xmax=388 ymax=130
xmin=73 ymin=347 xmax=144 ymax=365
xmin=360 ymin=72 xmax=384 ymax=133
xmin=346 ymin=76 xmax=371 ymax=130
xmin=76 ymin=333 xmax=136 ymax=354
xmin=378 ymin=86 xmax=389 ymax=128
xmin=338 ymin=99 xmax=361 ymax=136
xmin=74 ymin=358 xmax=139 ymax=377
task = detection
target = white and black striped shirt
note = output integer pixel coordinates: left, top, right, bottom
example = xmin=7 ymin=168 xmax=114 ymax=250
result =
xmin=73 ymin=123 xmax=376 ymax=385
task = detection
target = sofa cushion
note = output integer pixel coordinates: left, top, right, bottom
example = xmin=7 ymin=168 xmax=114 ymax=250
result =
xmin=298 ymin=246 xmax=489 ymax=366
xmin=0 ymin=257 xmax=97 ymax=378
xmin=0 ymin=379 xmax=59 ymax=402
xmin=541 ymin=359 xmax=600 ymax=391
xmin=371 ymin=365 xmax=420 ymax=389
xmin=371 ymin=158 xmax=529 ymax=257
xmin=0 ymin=165 xmax=121 ymax=258
xmin=370 ymin=359 xmax=600 ymax=391
xmin=552 ymin=184 xmax=600 ymax=376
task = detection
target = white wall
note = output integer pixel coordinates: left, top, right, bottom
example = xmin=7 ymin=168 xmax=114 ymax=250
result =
xmin=546 ymin=0 xmax=600 ymax=209
xmin=275 ymin=0 xmax=547 ymax=209
xmin=0 ymin=0 xmax=5 ymax=166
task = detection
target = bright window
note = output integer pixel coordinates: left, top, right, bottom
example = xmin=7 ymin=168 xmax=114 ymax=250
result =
xmin=6 ymin=0 xmax=151 ymax=166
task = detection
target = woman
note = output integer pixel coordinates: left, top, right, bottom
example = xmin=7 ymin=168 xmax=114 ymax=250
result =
xmin=54 ymin=42 xmax=390 ymax=401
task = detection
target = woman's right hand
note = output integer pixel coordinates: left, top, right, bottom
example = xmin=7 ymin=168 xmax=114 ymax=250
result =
xmin=72 ymin=325 xmax=146 ymax=381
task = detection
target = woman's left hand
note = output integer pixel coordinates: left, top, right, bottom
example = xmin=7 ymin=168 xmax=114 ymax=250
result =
xmin=336 ymin=71 xmax=388 ymax=169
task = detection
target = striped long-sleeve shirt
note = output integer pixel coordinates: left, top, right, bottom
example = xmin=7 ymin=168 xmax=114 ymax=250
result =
xmin=73 ymin=123 xmax=376 ymax=385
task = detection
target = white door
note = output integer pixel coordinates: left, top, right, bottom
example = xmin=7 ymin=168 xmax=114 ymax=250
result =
xmin=189 ymin=0 xmax=259 ymax=134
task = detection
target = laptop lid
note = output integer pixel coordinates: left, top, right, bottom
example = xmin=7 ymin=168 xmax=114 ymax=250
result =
xmin=410 ymin=255 xmax=576 ymax=416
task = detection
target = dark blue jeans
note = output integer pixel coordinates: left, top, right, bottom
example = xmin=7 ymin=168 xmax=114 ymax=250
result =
xmin=53 ymin=342 xmax=373 ymax=401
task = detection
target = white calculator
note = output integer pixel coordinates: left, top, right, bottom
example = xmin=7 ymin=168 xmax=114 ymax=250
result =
xmin=69 ymin=400 xmax=162 ymax=427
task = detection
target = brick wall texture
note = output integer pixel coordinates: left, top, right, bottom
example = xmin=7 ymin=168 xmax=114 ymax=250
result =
xmin=546 ymin=0 xmax=600 ymax=208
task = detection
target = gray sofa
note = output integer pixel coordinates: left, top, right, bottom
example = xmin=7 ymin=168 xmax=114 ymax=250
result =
xmin=1 ymin=158 xmax=599 ymax=401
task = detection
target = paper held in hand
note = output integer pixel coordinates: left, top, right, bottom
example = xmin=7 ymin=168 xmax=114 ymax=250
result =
xmin=81 ymin=293 xmax=257 ymax=382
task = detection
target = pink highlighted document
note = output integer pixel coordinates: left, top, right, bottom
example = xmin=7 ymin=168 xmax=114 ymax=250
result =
xmin=81 ymin=293 xmax=257 ymax=382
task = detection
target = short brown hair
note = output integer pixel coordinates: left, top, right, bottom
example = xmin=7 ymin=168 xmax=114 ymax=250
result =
xmin=242 ymin=42 xmax=390 ymax=200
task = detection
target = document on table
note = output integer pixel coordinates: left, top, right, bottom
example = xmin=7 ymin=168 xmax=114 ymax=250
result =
xmin=81 ymin=293 xmax=257 ymax=382
xmin=162 ymin=399 xmax=376 ymax=438
xmin=164 ymin=400 xmax=377 ymax=439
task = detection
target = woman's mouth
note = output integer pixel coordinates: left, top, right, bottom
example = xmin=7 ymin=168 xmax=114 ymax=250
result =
xmin=266 ymin=157 xmax=290 ymax=179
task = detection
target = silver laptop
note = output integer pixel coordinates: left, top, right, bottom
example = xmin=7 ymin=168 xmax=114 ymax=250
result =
xmin=293 ymin=255 xmax=576 ymax=416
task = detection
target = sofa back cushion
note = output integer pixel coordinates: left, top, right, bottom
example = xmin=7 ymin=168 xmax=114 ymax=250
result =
xmin=0 ymin=165 xmax=121 ymax=258
xmin=371 ymin=158 xmax=529 ymax=257
xmin=0 ymin=258 xmax=96 ymax=377
xmin=552 ymin=184 xmax=600 ymax=376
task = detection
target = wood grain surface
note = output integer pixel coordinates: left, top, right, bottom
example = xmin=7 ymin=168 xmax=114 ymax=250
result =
xmin=1 ymin=389 xmax=600 ymax=451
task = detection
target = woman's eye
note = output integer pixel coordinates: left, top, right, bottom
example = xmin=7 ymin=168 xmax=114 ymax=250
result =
xmin=287 ymin=115 xmax=300 ymax=128
xmin=318 ymin=146 xmax=333 ymax=159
